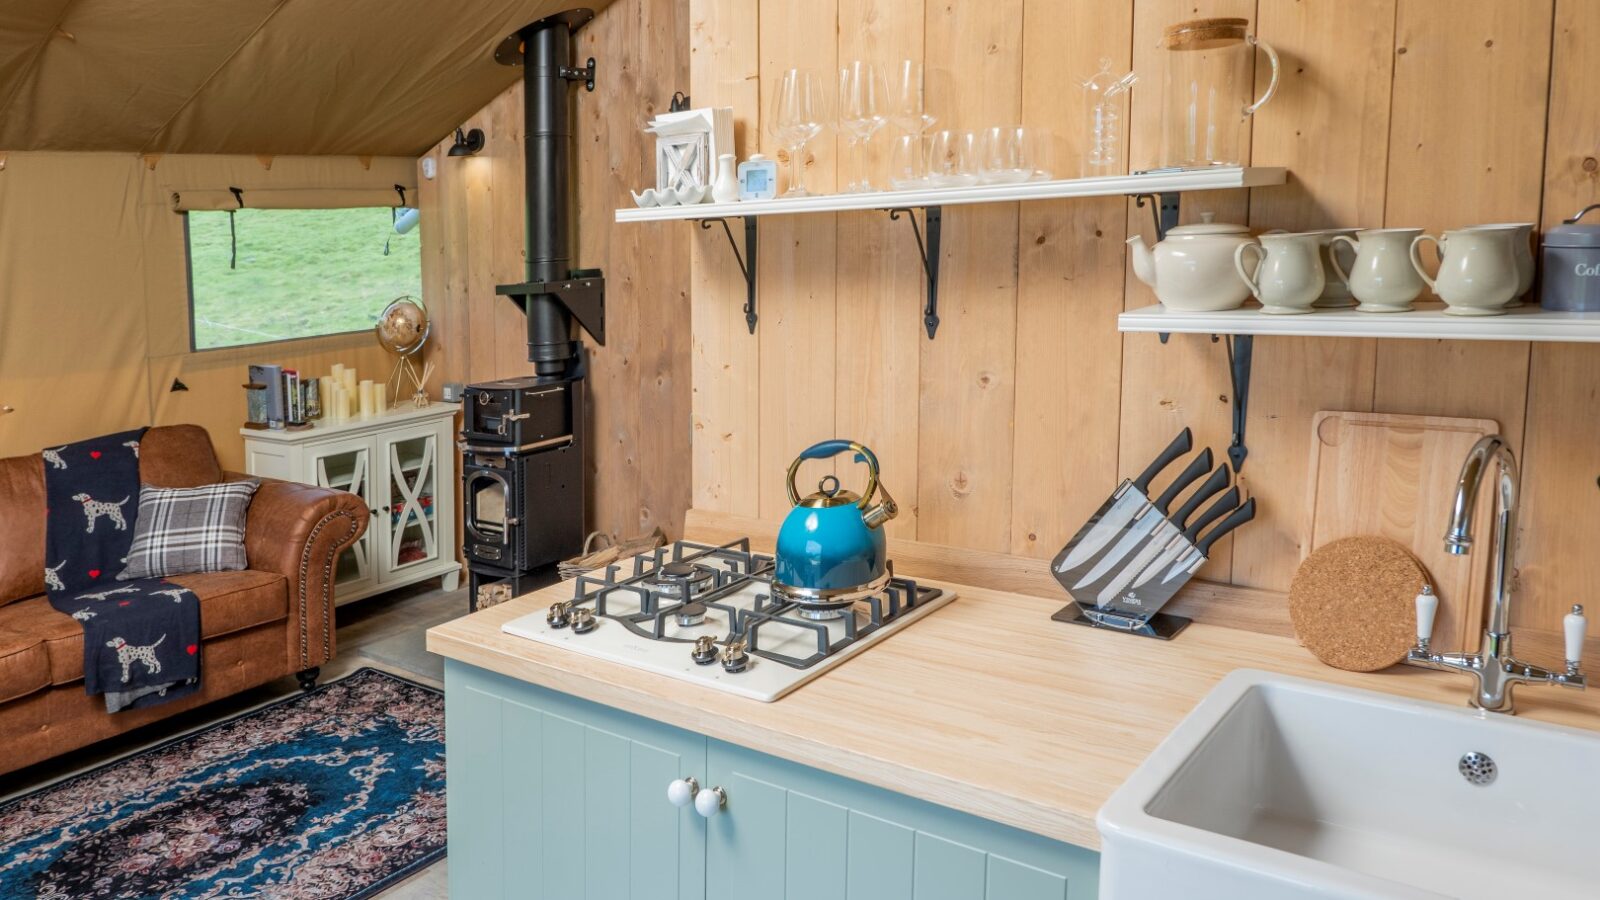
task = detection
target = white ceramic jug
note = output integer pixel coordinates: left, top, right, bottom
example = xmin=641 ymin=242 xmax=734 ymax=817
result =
xmin=1330 ymin=228 xmax=1426 ymax=313
xmin=1410 ymin=228 xmax=1519 ymax=316
xmin=1463 ymin=222 xmax=1535 ymax=307
xmin=1233 ymin=232 xmax=1324 ymax=315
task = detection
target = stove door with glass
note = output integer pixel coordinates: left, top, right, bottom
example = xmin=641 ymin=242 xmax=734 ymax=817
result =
xmin=463 ymin=443 xmax=584 ymax=571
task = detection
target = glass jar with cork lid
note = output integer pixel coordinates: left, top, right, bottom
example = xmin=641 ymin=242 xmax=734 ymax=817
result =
xmin=1156 ymin=17 xmax=1280 ymax=169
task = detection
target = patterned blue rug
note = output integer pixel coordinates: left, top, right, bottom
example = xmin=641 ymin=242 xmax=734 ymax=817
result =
xmin=0 ymin=668 xmax=446 ymax=899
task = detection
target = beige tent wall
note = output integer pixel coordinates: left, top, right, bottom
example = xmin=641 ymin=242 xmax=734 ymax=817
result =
xmin=0 ymin=151 xmax=422 ymax=470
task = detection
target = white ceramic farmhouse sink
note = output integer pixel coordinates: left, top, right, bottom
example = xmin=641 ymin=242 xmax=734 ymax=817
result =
xmin=1098 ymin=669 xmax=1600 ymax=899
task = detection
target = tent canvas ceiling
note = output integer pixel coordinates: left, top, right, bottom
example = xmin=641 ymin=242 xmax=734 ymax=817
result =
xmin=0 ymin=0 xmax=612 ymax=156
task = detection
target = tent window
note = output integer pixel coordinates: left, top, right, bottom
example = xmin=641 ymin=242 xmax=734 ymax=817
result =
xmin=185 ymin=207 xmax=421 ymax=351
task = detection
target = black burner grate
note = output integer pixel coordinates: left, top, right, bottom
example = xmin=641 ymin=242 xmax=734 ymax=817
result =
xmin=564 ymin=540 xmax=937 ymax=670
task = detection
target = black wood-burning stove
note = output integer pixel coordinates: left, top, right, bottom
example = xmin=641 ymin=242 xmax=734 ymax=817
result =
xmin=464 ymin=9 xmax=604 ymax=611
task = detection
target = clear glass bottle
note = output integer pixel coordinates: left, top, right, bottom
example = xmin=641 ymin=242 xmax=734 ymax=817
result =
xmin=1081 ymin=57 xmax=1137 ymax=177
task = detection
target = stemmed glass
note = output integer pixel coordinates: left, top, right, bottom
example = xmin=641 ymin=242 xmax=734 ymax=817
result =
xmin=838 ymin=61 xmax=887 ymax=192
xmin=888 ymin=60 xmax=936 ymax=139
xmin=769 ymin=68 xmax=829 ymax=197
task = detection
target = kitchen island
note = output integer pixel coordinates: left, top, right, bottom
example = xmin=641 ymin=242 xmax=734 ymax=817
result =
xmin=427 ymin=530 xmax=1600 ymax=898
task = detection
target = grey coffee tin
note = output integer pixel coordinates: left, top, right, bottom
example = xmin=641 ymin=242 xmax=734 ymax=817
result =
xmin=1541 ymin=203 xmax=1600 ymax=311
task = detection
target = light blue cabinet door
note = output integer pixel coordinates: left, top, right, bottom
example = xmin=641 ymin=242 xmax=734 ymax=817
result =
xmin=704 ymin=739 xmax=1099 ymax=900
xmin=445 ymin=660 xmax=707 ymax=900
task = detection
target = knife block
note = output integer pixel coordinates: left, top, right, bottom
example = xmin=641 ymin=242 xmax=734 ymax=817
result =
xmin=1052 ymin=602 xmax=1192 ymax=640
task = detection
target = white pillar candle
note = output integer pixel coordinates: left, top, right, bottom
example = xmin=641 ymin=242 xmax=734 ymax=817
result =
xmin=373 ymin=383 xmax=387 ymax=412
xmin=338 ymin=387 xmax=353 ymax=420
xmin=358 ymin=380 xmax=375 ymax=417
xmin=330 ymin=363 xmax=345 ymax=385
xmin=318 ymin=377 xmax=334 ymax=418
xmin=342 ymin=368 xmax=358 ymax=396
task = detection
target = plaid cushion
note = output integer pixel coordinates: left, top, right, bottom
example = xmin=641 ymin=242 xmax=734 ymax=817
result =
xmin=117 ymin=481 xmax=259 ymax=580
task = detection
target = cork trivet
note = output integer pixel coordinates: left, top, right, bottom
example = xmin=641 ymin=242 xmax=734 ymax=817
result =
xmin=1289 ymin=536 xmax=1428 ymax=672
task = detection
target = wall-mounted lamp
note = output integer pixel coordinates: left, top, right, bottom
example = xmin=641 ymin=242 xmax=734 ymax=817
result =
xmin=448 ymin=127 xmax=486 ymax=157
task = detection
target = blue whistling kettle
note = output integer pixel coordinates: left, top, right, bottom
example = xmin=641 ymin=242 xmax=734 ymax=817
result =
xmin=774 ymin=440 xmax=899 ymax=603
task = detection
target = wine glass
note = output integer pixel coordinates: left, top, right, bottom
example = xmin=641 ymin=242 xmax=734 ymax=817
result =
xmin=769 ymin=68 xmax=829 ymax=197
xmin=838 ymin=61 xmax=887 ymax=192
xmin=888 ymin=59 xmax=936 ymax=138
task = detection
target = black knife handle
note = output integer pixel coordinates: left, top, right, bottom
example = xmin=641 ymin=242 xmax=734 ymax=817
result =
xmin=1131 ymin=428 xmax=1193 ymax=493
xmin=1184 ymin=487 xmax=1241 ymax=541
xmin=1153 ymin=447 xmax=1213 ymax=514
xmin=1172 ymin=464 xmax=1230 ymax=529
xmin=1196 ymin=497 xmax=1257 ymax=555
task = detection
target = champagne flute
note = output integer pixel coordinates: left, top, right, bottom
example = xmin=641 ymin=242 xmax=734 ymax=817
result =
xmin=769 ymin=68 xmax=829 ymax=197
xmin=838 ymin=61 xmax=887 ymax=192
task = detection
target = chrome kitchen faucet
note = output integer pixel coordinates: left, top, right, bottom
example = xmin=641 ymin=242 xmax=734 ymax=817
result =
xmin=1407 ymin=435 xmax=1587 ymax=713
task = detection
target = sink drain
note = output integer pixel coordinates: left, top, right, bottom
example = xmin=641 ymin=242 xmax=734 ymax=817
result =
xmin=1459 ymin=751 xmax=1497 ymax=785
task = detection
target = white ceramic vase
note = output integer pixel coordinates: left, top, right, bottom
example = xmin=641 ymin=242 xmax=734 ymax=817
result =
xmin=711 ymin=153 xmax=740 ymax=203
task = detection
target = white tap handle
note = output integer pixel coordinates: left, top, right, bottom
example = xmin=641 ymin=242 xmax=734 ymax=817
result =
xmin=1416 ymin=586 xmax=1438 ymax=646
xmin=1565 ymin=604 xmax=1586 ymax=667
xmin=694 ymin=786 xmax=726 ymax=818
xmin=667 ymin=777 xmax=698 ymax=808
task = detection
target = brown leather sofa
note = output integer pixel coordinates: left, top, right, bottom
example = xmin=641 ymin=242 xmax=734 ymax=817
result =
xmin=0 ymin=425 xmax=369 ymax=777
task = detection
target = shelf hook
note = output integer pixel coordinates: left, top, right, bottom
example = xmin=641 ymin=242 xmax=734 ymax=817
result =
xmin=699 ymin=217 xmax=758 ymax=334
xmin=887 ymin=206 xmax=942 ymax=338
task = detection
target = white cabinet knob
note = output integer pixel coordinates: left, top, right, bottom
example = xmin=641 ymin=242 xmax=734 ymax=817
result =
xmin=1415 ymin=586 xmax=1438 ymax=649
xmin=694 ymin=786 xmax=726 ymax=818
xmin=1565 ymin=604 xmax=1586 ymax=668
xmin=667 ymin=777 xmax=699 ymax=808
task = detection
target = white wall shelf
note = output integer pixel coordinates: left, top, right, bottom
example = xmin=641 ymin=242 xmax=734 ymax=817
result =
xmin=1120 ymin=302 xmax=1600 ymax=474
xmin=1119 ymin=303 xmax=1600 ymax=343
xmin=618 ymin=166 xmax=1288 ymax=339
xmin=614 ymin=166 xmax=1286 ymax=223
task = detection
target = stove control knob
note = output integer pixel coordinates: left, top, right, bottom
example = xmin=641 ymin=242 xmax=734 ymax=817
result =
xmin=720 ymin=639 xmax=750 ymax=674
xmin=546 ymin=601 xmax=572 ymax=629
xmin=667 ymin=776 xmax=699 ymax=808
xmin=570 ymin=607 xmax=598 ymax=634
xmin=691 ymin=635 xmax=719 ymax=666
xmin=694 ymin=786 xmax=727 ymax=818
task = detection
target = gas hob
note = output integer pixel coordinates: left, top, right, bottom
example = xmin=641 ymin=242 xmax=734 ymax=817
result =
xmin=500 ymin=539 xmax=955 ymax=701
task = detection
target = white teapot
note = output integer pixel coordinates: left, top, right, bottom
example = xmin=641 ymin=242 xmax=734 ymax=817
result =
xmin=1127 ymin=213 xmax=1256 ymax=311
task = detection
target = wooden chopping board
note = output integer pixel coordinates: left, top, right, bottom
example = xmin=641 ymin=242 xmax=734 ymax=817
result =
xmin=1304 ymin=411 xmax=1497 ymax=653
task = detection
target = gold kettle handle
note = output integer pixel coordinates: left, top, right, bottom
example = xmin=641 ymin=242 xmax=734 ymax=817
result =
xmin=785 ymin=440 xmax=880 ymax=509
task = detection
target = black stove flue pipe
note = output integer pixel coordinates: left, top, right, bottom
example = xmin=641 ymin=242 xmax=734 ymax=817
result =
xmin=494 ymin=9 xmax=605 ymax=378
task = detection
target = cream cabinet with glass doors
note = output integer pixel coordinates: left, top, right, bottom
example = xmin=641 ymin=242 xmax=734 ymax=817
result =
xmin=241 ymin=402 xmax=461 ymax=605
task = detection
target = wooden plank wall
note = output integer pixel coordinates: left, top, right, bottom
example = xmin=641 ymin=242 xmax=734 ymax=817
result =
xmin=423 ymin=0 xmax=691 ymax=546
xmin=689 ymin=0 xmax=1600 ymax=638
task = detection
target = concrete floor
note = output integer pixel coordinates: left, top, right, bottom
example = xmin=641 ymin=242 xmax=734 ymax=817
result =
xmin=0 ymin=575 xmax=504 ymax=899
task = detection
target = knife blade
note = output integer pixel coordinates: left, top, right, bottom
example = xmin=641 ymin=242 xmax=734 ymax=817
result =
xmin=1070 ymin=448 xmax=1213 ymax=591
xmin=1131 ymin=485 xmax=1240 ymax=589
xmin=1160 ymin=496 xmax=1257 ymax=584
xmin=1054 ymin=428 xmax=1192 ymax=573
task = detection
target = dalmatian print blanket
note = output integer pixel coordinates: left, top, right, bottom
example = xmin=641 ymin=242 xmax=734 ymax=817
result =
xmin=43 ymin=428 xmax=201 ymax=713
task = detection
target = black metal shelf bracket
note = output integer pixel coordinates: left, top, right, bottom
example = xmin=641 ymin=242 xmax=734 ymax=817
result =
xmin=699 ymin=217 xmax=758 ymax=334
xmin=1224 ymin=333 xmax=1254 ymax=472
xmin=886 ymin=206 xmax=943 ymax=338
xmin=1133 ymin=191 xmax=1182 ymax=242
xmin=1146 ymin=330 xmax=1254 ymax=471
xmin=1134 ymin=191 xmax=1182 ymax=344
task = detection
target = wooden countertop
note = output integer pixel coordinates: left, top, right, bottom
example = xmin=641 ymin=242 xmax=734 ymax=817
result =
xmin=427 ymin=557 xmax=1600 ymax=851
